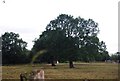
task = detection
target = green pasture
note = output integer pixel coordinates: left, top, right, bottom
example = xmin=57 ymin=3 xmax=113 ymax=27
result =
xmin=2 ymin=62 xmax=118 ymax=79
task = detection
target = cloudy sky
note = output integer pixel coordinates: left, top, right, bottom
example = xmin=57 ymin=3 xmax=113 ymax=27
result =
xmin=0 ymin=0 xmax=119 ymax=54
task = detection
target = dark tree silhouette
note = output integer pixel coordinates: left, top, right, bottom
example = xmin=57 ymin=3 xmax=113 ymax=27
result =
xmin=32 ymin=14 xmax=109 ymax=68
xmin=2 ymin=32 xmax=28 ymax=64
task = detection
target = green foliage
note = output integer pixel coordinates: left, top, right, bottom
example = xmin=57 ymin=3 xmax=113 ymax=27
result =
xmin=110 ymin=52 xmax=120 ymax=62
xmin=32 ymin=14 xmax=109 ymax=67
xmin=2 ymin=32 xmax=29 ymax=64
xmin=31 ymin=50 xmax=47 ymax=64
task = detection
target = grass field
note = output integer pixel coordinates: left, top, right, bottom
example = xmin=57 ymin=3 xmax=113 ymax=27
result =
xmin=2 ymin=62 xmax=118 ymax=79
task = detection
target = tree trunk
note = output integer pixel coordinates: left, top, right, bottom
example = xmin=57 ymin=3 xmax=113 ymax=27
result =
xmin=69 ymin=60 xmax=74 ymax=68
xmin=51 ymin=60 xmax=56 ymax=66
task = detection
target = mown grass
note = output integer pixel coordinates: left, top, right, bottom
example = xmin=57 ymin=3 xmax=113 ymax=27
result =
xmin=2 ymin=62 xmax=118 ymax=79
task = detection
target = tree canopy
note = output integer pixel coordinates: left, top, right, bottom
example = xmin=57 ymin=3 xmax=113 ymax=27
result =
xmin=32 ymin=14 xmax=109 ymax=68
xmin=2 ymin=32 xmax=29 ymax=64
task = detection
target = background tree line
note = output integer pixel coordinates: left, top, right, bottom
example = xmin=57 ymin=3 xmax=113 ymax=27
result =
xmin=1 ymin=14 xmax=118 ymax=68
xmin=2 ymin=32 xmax=30 ymax=64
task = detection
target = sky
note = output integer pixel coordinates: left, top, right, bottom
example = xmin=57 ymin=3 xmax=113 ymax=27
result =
xmin=0 ymin=0 xmax=119 ymax=55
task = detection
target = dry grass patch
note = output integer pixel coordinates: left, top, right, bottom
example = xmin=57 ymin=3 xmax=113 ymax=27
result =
xmin=2 ymin=62 xmax=118 ymax=79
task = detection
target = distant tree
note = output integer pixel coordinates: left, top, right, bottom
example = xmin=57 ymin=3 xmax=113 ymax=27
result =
xmin=98 ymin=41 xmax=109 ymax=61
xmin=110 ymin=52 xmax=120 ymax=62
xmin=117 ymin=52 xmax=120 ymax=63
xmin=32 ymin=14 xmax=108 ymax=68
xmin=45 ymin=14 xmax=100 ymax=68
xmin=2 ymin=32 xmax=28 ymax=64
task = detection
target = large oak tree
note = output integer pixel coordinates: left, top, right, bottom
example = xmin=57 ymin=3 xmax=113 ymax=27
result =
xmin=32 ymin=14 xmax=109 ymax=68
